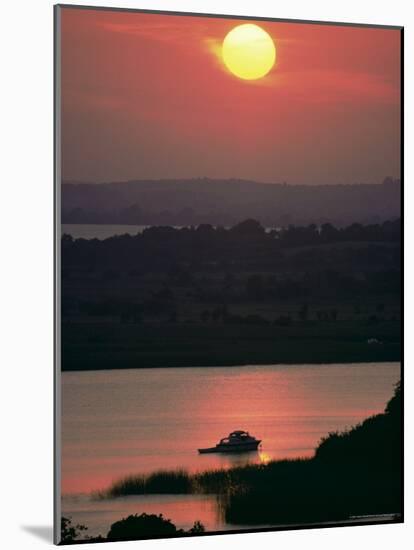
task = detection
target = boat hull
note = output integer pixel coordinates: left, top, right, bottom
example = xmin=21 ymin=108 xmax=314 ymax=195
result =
xmin=198 ymin=441 xmax=261 ymax=454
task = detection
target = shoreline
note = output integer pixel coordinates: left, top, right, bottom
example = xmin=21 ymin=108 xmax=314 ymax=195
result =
xmin=61 ymin=319 xmax=401 ymax=371
xmin=62 ymin=354 xmax=401 ymax=372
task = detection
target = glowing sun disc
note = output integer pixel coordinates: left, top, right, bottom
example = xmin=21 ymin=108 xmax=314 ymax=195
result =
xmin=222 ymin=23 xmax=276 ymax=80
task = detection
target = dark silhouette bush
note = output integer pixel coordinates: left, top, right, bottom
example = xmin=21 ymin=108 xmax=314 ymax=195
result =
xmin=188 ymin=520 xmax=206 ymax=533
xmin=106 ymin=513 xmax=206 ymax=541
xmin=61 ymin=516 xmax=88 ymax=543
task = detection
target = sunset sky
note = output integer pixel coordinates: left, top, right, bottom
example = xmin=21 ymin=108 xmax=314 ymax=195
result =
xmin=60 ymin=7 xmax=401 ymax=185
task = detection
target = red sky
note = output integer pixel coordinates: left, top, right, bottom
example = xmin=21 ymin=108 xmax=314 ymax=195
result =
xmin=60 ymin=7 xmax=401 ymax=185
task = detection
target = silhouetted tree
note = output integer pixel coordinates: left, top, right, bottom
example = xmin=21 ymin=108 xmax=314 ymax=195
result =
xmin=330 ymin=309 xmax=338 ymax=321
xmin=320 ymin=223 xmax=338 ymax=242
xmin=298 ymin=303 xmax=309 ymax=321
xmin=316 ymin=310 xmax=325 ymax=321
xmin=200 ymin=310 xmax=211 ymax=323
xmin=230 ymin=219 xmax=265 ymax=238
xmin=61 ymin=516 xmax=88 ymax=543
xmin=188 ymin=521 xmax=205 ymax=534
xmin=246 ymin=274 xmax=265 ymax=300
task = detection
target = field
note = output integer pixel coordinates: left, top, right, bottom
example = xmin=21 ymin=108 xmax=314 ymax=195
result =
xmin=61 ymin=221 xmax=401 ymax=371
xmin=62 ymin=319 xmax=400 ymax=371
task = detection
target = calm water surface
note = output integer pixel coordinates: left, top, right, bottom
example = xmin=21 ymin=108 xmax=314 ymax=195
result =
xmin=61 ymin=362 xmax=399 ymax=536
xmin=62 ymin=224 xmax=149 ymax=240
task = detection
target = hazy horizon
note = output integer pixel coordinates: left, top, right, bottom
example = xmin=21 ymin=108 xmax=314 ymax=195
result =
xmin=62 ymin=176 xmax=400 ymax=186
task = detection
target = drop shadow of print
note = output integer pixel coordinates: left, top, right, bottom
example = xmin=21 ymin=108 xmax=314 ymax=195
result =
xmin=21 ymin=525 xmax=54 ymax=543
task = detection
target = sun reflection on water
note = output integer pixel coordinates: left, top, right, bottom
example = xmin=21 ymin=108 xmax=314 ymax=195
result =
xmin=258 ymin=450 xmax=272 ymax=465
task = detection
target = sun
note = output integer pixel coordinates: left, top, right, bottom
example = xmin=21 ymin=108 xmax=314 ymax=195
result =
xmin=222 ymin=23 xmax=276 ymax=80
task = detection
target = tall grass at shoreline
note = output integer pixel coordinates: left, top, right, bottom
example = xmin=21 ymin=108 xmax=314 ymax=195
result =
xmin=101 ymin=458 xmax=311 ymax=499
xmin=101 ymin=469 xmax=193 ymax=497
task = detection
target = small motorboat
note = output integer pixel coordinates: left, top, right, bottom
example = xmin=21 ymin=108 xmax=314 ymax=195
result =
xmin=198 ymin=430 xmax=261 ymax=454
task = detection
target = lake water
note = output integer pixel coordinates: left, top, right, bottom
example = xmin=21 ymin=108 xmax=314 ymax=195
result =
xmin=61 ymin=223 xmax=281 ymax=240
xmin=62 ymin=224 xmax=150 ymax=240
xmin=61 ymin=362 xmax=400 ymax=536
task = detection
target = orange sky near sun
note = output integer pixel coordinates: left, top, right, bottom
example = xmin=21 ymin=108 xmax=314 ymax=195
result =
xmin=60 ymin=8 xmax=401 ymax=185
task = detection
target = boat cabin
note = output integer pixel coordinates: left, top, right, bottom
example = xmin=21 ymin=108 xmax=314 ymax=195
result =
xmin=220 ymin=430 xmax=252 ymax=444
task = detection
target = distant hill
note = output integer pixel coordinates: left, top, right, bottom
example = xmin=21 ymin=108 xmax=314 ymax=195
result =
xmin=61 ymin=177 xmax=401 ymax=227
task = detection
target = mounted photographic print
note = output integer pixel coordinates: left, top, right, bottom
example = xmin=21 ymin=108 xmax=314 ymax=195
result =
xmin=54 ymin=4 xmax=403 ymax=544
